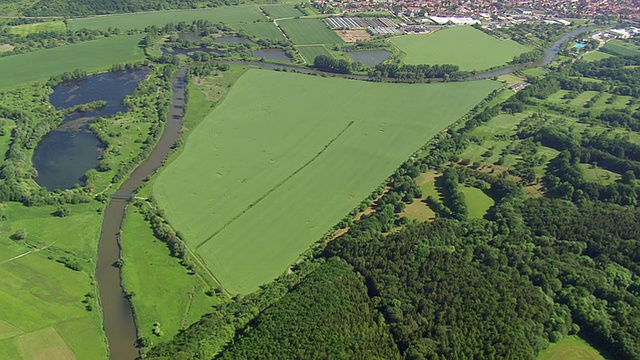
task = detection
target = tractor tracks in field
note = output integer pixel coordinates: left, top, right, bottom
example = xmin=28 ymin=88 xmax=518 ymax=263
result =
xmin=195 ymin=120 xmax=355 ymax=250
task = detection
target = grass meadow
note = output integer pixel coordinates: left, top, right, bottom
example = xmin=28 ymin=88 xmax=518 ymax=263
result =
xmin=153 ymin=69 xmax=498 ymax=294
xmin=537 ymin=336 xmax=605 ymax=360
xmin=120 ymin=207 xmax=219 ymax=348
xmin=0 ymin=35 xmax=144 ymax=89
xmin=297 ymin=45 xmax=333 ymax=63
xmin=0 ymin=202 xmax=107 ymax=359
xmin=68 ymin=6 xmax=265 ymax=31
xmin=261 ymin=4 xmax=303 ymax=19
xmin=602 ymin=40 xmax=640 ymax=57
xmin=235 ymin=21 xmax=285 ymax=41
xmin=9 ymin=21 xmax=66 ymax=35
xmin=582 ymin=51 xmax=613 ymax=62
xmin=391 ymin=26 xmax=530 ymax=71
xmin=278 ymin=18 xmax=343 ymax=45
xmin=460 ymin=185 xmax=494 ymax=218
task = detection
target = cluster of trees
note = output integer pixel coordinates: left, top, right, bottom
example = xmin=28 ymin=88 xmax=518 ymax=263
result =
xmin=439 ymin=167 xmax=467 ymax=220
xmin=313 ymin=55 xmax=352 ymax=74
xmin=135 ymin=199 xmax=186 ymax=260
xmin=370 ymin=62 xmax=466 ymax=81
xmin=571 ymin=56 xmax=640 ymax=96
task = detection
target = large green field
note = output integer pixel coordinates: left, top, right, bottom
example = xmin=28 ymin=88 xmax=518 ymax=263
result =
xmin=0 ymin=35 xmax=144 ymax=89
xmin=0 ymin=202 xmax=107 ymax=359
xmin=391 ymin=26 xmax=530 ymax=71
xmin=261 ymin=4 xmax=303 ymax=19
xmin=278 ymin=18 xmax=343 ymax=45
xmin=68 ymin=6 xmax=266 ymax=31
xmin=153 ymin=69 xmax=498 ymax=294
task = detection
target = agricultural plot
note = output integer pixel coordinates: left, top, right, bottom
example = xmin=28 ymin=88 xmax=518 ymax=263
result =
xmin=278 ymin=18 xmax=343 ymax=45
xmin=235 ymin=22 xmax=285 ymax=41
xmin=153 ymin=69 xmax=498 ymax=294
xmin=9 ymin=21 xmax=66 ymax=35
xmin=297 ymin=45 xmax=332 ymax=63
xmin=68 ymin=6 xmax=266 ymax=31
xmin=391 ymin=26 xmax=530 ymax=71
xmin=602 ymin=40 xmax=640 ymax=57
xmin=0 ymin=202 xmax=107 ymax=359
xmin=0 ymin=35 xmax=144 ymax=89
xmin=261 ymin=4 xmax=303 ymax=19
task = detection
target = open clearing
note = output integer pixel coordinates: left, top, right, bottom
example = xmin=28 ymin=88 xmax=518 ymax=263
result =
xmin=460 ymin=185 xmax=494 ymax=218
xmin=297 ymin=45 xmax=332 ymax=63
xmin=391 ymin=26 xmax=530 ymax=71
xmin=537 ymin=335 xmax=605 ymax=360
xmin=9 ymin=21 xmax=66 ymax=35
xmin=582 ymin=51 xmax=613 ymax=62
xmin=154 ymin=69 xmax=498 ymax=294
xmin=0 ymin=35 xmax=144 ymax=89
xmin=68 ymin=6 xmax=265 ymax=31
xmin=278 ymin=18 xmax=344 ymax=45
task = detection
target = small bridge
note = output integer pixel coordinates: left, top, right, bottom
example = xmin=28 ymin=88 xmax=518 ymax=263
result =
xmin=111 ymin=193 xmax=133 ymax=200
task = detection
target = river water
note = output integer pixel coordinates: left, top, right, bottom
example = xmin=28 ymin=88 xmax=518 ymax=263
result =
xmin=96 ymin=67 xmax=186 ymax=360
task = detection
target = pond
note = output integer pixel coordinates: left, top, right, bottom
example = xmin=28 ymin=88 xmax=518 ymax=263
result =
xmin=179 ymin=32 xmax=203 ymax=42
xmin=161 ymin=47 xmax=225 ymax=56
xmin=214 ymin=36 xmax=247 ymax=44
xmin=252 ymin=49 xmax=292 ymax=62
xmin=345 ymin=50 xmax=392 ymax=66
xmin=32 ymin=69 xmax=149 ymax=191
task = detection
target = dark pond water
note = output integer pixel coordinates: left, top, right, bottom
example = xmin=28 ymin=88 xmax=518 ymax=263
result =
xmin=33 ymin=70 xmax=148 ymax=191
xmin=179 ymin=32 xmax=202 ymax=42
xmin=214 ymin=36 xmax=246 ymax=43
xmin=160 ymin=47 xmax=225 ymax=56
xmin=345 ymin=50 xmax=392 ymax=66
xmin=252 ymin=49 xmax=292 ymax=61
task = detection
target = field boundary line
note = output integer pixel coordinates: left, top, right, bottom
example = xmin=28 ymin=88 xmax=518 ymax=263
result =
xmin=196 ymin=120 xmax=355 ymax=250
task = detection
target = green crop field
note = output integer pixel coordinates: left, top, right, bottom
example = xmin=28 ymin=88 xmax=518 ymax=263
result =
xmin=120 ymin=207 xmax=218 ymax=347
xmin=391 ymin=26 xmax=530 ymax=71
xmin=68 ymin=6 xmax=265 ymax=31
xmin=278 ymin=18 xmax=343 ymax=45
xmin=9 ymin=21 xmax=66 ymax=35
xmin=0 ymin=202 xmax=107 ymax=360
xmin=297 ymin=45 xmax=332 ymax=63
xmin=582 ymin=51 xmax=613 ymax=62
xmin=261 ymin=4 xmax=303 ymax=19
xmin=538 ymin=336 xmax=605 ymax=360
xmin=235 ymin=21 xmax=285 ymax=40
xmin=603 ymin=40 xmax=640 ymax=57
xmin=153 ymin=69 xmax=498 ymax=294
xmin=0 ymin=35 xmax=144 ymax=89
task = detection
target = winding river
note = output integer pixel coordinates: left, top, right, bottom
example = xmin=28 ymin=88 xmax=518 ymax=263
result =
xmin=93 ymin=25 xmax=601 ymax=359
xmin=96 ymin=67 xmax=186 ymax=359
